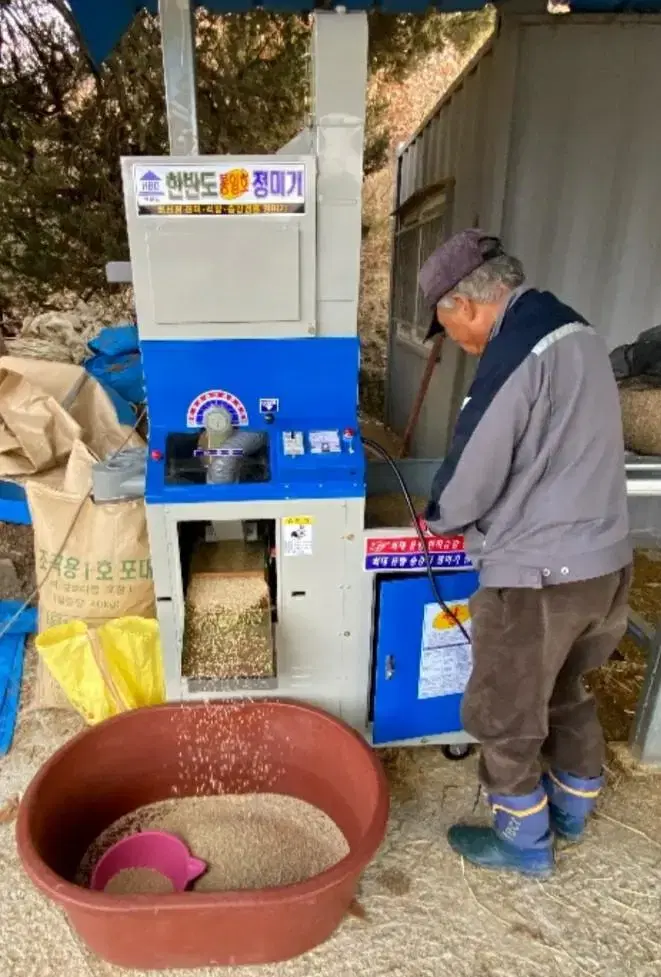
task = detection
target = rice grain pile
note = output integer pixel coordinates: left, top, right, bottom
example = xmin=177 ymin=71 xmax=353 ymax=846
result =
xmin=80 ymin=794 xmax=349 ymax=892
xmin=105 ymin=868 xmax=174 ymax=895
xmin=183 ymin=540 xmax=273 ymax=680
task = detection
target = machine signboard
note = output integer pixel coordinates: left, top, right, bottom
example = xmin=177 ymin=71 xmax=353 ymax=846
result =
xmin=133 ymin=162 xmax=306 ymax=216
xmin=364 ymin=534 xmax=471 ymax=572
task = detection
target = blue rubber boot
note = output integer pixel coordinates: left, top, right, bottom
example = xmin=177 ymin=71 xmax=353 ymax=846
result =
xmin=543 ymin=770 xmax=603 ymax=844
xmin=447 ymin=785 xmax=554 ymax=879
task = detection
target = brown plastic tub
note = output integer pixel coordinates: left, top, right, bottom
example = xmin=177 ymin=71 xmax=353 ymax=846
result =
xmin=17 ymin=700 xmax=389 ymax=971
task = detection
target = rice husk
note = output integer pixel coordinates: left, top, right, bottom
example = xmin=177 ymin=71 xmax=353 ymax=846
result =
xmin=0 ymin=522 xmax=36 ymax=601
xmin=80 ymin=794 xmax=349 ymax=892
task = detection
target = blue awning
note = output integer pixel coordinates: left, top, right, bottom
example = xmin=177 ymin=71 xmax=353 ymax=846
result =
xmin=69 ymin=0 xmax=661 ymax=65
xmin=69 ymin=0 xmax=489 ymax=64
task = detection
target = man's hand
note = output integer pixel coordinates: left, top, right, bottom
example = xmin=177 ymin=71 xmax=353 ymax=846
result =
xmin=415 ymin=514 xmax=428 ymax=533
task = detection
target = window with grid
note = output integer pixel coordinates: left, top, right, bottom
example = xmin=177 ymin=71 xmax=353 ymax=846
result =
xmin=392 ymin=190 xmax=451 ymax=347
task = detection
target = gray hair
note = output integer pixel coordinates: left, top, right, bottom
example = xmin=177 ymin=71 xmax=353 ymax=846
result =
xmin=438 ymin=253 xmax=525 ymax=307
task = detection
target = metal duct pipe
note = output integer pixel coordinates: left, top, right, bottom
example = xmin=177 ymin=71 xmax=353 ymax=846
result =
xmin=207 ymin=431 xmax=266 ymax=484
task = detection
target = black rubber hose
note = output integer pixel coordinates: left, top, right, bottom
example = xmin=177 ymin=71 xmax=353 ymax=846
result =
xmin=362 ymin=437 xmax=471 ymax=643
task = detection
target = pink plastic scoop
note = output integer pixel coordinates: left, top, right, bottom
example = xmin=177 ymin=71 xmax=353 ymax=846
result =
xmin=90 ymin=830 xmax=207 ymax=893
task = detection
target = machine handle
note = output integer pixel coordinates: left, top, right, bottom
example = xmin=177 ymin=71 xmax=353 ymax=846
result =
xmin=385 ymin=655 xmax=395 ymax=680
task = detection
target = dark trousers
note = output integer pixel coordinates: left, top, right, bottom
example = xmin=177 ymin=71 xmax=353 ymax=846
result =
xmin=462 ymin=568 xmax=632 ymax=796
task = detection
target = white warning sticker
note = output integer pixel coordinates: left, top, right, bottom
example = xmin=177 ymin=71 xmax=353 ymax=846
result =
xmin=417 ymin=600 xmax=473 ymax=699
xmin=283 ymin=516 xmax=313 ymax=557
xmin=309 ymin=430 xmax=341 ymax=454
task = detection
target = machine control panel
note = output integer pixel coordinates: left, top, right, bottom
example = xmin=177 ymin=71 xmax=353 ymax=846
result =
xmin=274 ymin=423 xmax=363 ymax=490
xmin=281 ymin=429 xmax=350 ymax=457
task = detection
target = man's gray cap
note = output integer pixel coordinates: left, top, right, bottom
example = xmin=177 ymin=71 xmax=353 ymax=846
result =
xmin=418 ymin=229 xmax=504 ymax=339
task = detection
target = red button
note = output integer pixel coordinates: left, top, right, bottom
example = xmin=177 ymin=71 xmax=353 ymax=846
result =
xmin=343 ymin=428 xmax=355 ymax=438
xmin=150 ymin=449 xmax=163 ymax=462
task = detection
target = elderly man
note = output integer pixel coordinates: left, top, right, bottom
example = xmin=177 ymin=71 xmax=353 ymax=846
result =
xmin=418 ymin=229 xmax=631 ymax=878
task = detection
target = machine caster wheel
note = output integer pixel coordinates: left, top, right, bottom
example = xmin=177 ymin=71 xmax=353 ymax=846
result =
xmin=441 ymin=744 xmax=473 ymax=761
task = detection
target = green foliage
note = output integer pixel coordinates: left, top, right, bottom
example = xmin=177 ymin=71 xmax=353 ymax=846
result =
xmin=0 ymin=2 xmax=492 ymax=315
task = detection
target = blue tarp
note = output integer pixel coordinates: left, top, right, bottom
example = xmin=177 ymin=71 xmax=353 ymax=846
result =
xmin=0 ymin=482 xmax=31 ymax=526
xmin=68 ymin=0 xmax=661 ymax=66
xmin=84 ymin=324 xmax=145 ymax=426
xmin=0 ymin=602 xmax=38 ymax=756
xmin=88 ymin=323 xmax=140 ymax=359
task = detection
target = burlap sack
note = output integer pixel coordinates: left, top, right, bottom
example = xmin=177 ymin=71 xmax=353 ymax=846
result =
xmin=0 ymin=370 xmax=82 ymax=476
xmin=27 ymin=444 xmax=155 ymax=712
xmin=619 ymin=382 xmax=661 ymax=456
xmin=0 ymin=356 xmax=141 ymax=478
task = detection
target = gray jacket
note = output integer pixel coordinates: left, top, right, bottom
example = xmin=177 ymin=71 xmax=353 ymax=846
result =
xmin=426 ymin=287 xmax=632 ymax=588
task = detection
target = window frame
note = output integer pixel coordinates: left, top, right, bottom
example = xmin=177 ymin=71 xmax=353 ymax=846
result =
xmin=391 ymin=183 xmax=454 ymax=351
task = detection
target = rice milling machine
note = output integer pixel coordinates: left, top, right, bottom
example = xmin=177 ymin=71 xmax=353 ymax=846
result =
xmin=118 ymin=8 xmax=478 ymax=755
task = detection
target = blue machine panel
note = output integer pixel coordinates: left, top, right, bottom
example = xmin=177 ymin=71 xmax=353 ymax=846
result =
xmin=140 ymin=337 xmax=365 ymax=503
xmin=372 ymin=571 xmax=479 ymax=745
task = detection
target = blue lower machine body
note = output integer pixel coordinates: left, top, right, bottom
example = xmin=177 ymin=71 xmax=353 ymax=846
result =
xmin=372 ymin=570 xmax=479 ymax=745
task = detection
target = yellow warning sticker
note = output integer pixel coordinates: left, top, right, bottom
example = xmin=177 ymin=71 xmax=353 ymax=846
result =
xmin=431 ymin=603 xmax=471 ymax=632
xmin=283 ymin=517 xmax=314 ymax=557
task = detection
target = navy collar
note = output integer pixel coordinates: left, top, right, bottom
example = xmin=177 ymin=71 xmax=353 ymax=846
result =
xmin=489 ymin=285 xmax=530 ymax=340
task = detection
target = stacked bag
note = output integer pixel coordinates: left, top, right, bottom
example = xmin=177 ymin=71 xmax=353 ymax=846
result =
xmin=611 ymin=325 xmax=661 ymax=456
xmin=0 ymin=350 xmax=159 ymax=717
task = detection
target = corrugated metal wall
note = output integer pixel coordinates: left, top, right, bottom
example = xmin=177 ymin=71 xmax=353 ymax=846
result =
xmin=386 ymin=15 xmax=661 ymax=457
xmin=386 ymin=29 xmax=517 ymax=455
xmin=503 ymin=19 xmax=661 ymax=351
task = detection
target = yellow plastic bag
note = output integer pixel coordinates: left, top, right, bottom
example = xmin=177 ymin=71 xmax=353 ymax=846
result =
xmin=35 ymin=616 xmax=165 ymax=725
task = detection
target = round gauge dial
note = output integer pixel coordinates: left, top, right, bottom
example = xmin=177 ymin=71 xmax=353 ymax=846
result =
xmin=204 ymin=408 xmax=233 ymax=438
